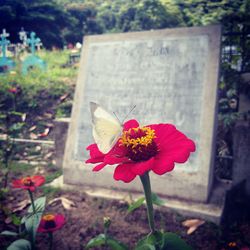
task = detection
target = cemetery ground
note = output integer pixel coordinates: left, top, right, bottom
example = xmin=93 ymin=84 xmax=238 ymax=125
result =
xmin=0 ymin=50 xmax=250 ymax=250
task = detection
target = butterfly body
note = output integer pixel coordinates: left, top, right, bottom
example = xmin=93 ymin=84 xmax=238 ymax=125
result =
xmin=90 ymin=102 xmax=122 ymax=154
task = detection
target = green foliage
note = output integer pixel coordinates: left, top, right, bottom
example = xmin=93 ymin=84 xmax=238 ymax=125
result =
xmin=41 ymin=186 xmax=61 ymax=198
xmin=0 ymin=0 xmax=74 ymax=48
xmin=7 ymin=239 xmax=31 ymax=250
xmin=86 ymin=216 xmax=128 ymax=249
xmin=127 ymin=197 xmax=145 ymax=213
xmin=0 ymin=50 xmax=76 ymax=117
xmin=86 ymin=234 xmax=128 ymax=250
xmin=151 ymin=193 xmax=165 ymax=206
xmin=45 ymin=169 xmax=63 ymax=183
xmin=64 ymin=2 xmax=102 ymax=43
xmin=127 ymin=193 xmax=165 ymax=214
xmin=136 ymin=231 xmax=192 ymax=250
xmin=1 ymin=231 xmax=18 ymax=236
xmin=22 ymin=196 xmax=46 ymax=244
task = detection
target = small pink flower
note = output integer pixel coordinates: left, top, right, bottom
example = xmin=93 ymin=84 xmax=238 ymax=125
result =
xmin=38 ymin=214 xmax=65 ymax=233
xmin=8 ymin=87 xmax=18 ymax=94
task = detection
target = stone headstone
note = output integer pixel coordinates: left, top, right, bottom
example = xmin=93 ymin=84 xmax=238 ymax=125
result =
xmin=19 ymin=27 xmax=28 ymax=46
xmin=63 ymin=25 xmax=221 ymax=203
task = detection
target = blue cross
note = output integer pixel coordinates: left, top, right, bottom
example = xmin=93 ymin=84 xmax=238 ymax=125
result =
xmin=27 ymin=32 xmax=41 ymax=55
xmin=0 ymin=29 xmax=10 ymax=59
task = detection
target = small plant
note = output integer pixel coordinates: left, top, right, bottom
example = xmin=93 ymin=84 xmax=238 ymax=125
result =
xmin=86 ymin=217 xmax=128 ymax=250
xmin=0 ymin=86 xmax=25 ymax=189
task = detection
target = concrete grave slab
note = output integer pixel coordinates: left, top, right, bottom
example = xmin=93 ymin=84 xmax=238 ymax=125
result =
xmin=63 ymin=25 xmax=221 ymax=203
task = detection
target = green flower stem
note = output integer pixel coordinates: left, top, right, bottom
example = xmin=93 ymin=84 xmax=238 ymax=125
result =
xmin=140 ymin=171 xmax=155 ymax=233
xmin=49 ymin=232 xmax=53 ymax=250
xmin=28 ymin=189 xmax=36 ymax=214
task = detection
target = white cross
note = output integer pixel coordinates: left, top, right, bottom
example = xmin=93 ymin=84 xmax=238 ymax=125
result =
xmin=19 ymin=28 xmax=27 ymax=41
xmin=0 ymin=29 xmax=10 ymax=39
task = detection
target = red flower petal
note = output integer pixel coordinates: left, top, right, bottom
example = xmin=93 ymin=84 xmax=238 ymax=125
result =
xmin=37 ymin=214 xmax=65 ymax=233
xmin=12 ymin=175 xmax=45 ymax=192
xmin=130 ymin=158 xmax=155 ymax=175
xmin=152 ymin=155 xmax=175 ymax=175
xmin=92 ymin=163 xmax=107 ymax=171
xmin=114 ymin=163 xmax=136 ymax=183
xmin=86 ymin=144 xmax=105 ymax=163
xmin=123 ymin=119 xmax=139 ymax=131
xmin=31 ymin=176 xmax=45 ymax=186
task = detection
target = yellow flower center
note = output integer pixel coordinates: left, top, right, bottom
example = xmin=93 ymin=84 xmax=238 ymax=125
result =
xmin=43 ymin=214 xmax=55 ymax=221
xmin=120 ymin=127 xmax=158 ymax=162
xmin=21 ymin=177 xmax=33 ymax=186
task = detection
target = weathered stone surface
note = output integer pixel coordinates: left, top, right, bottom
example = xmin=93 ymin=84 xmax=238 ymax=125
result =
xmin=63 ymin=25 xmax=221 ymax=203
xmin=54 ymin=118 xmax=70 ymax=168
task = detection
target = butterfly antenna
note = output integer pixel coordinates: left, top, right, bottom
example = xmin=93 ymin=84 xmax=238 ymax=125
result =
xmin=113 ymin=112 xmax=122 ymax=124
xmin=122 ymin=105 xmax=136 ymax=123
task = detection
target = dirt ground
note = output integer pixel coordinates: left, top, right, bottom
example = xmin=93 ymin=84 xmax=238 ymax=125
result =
xmin=1 ymin=185 xmax=250 ymax=250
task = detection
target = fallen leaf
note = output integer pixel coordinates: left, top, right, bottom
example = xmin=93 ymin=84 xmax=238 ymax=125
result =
xmin=29 ymin=125 xmax=37 ymax=132
xmin=182 ymin=219 xmax=205 ymax=235
xmin=38 ymin=128 xmax=50 ymax=137
xmin=12 ymin=199 xmax=30 ymax=213
xmin=48 ymin=197 xmax=76 ymax=210
xmin=60 ymin=93 xmax=69 ymax=102
xmin=30 ymin=132 xmax=38 ymax=139
xmin=35 ymin=146 xmax=42 ymax=151
xmin=43 ymin=113 xmax=53 ymax=119
xmin=44 ymin=152 xmax=53 ymax=159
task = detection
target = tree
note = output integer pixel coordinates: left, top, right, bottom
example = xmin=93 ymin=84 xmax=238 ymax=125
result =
xmin=64 ymin=2 xmax=103 ymax=44
xmin=0 ymin=0 xmax=73 ymax=48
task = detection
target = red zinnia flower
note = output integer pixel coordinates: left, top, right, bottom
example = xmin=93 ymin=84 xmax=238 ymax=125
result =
xmin=8 ymin=87 xmax=18 ymax=94
xmin=86 ymin=119 xmax=195 ymax=183
xmin=37 ymin=214 xmax=65 ymax=233
xmin=12 ymin=175 xmax=45 ymax=192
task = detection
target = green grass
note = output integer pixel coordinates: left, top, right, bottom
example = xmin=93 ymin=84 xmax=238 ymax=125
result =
xmin=41 ymin=186 xmax=61 ymax=199
xmin=0 ymin=50 xmax=77 ymax=110
xmin=45 ymin=169 xmax=63 ymax=184
xmin=10 ymin=161 xmax=36 ymax=173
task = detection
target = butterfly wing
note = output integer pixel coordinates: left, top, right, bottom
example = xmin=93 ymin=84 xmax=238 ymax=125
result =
xmin=90 ymin=102 xmax=122 ymax=154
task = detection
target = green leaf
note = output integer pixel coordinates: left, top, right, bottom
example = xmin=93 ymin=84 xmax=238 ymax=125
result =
xmin=0 ymin=114 xmax=7 ymax=119
xmin=1 ymin=230 xmax=18 ymax=236
xmin=107 ymin=237 xmax=128 ymax=250
xmin=9 ymin=111 xmax=24 ymax=117
xmin=28 ymin=196 xmax=46 ymax=214
xmin=86 ymin=234 xmax=106 ymax=249
xmin=9 ymin=123 xmax=25 ymax=132
xmin=11 ymin=214 xmax=21 ymax=226
xmin=24 ymin=212 xmax=43 ymax=244
xmin=151 ymin=193 xmax=165 ymax=206
xmin=127 ymin=197 xmax=145 ymax=213
xmin=136 ymin=231 xmax=163 ymax=248
xmin=161 ymin=232 xmax=193 ymax=250
xmin=7 ymin=239 xmax=31 ymax=250
xmin=135 ymin=243 xmax=156 ymax=250
xmin=136 ymin=231 xmax=192 ymax=250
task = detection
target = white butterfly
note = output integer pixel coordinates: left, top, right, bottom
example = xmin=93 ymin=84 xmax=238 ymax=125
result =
xmin=90 ymin=102 xmax=122 ymax=154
